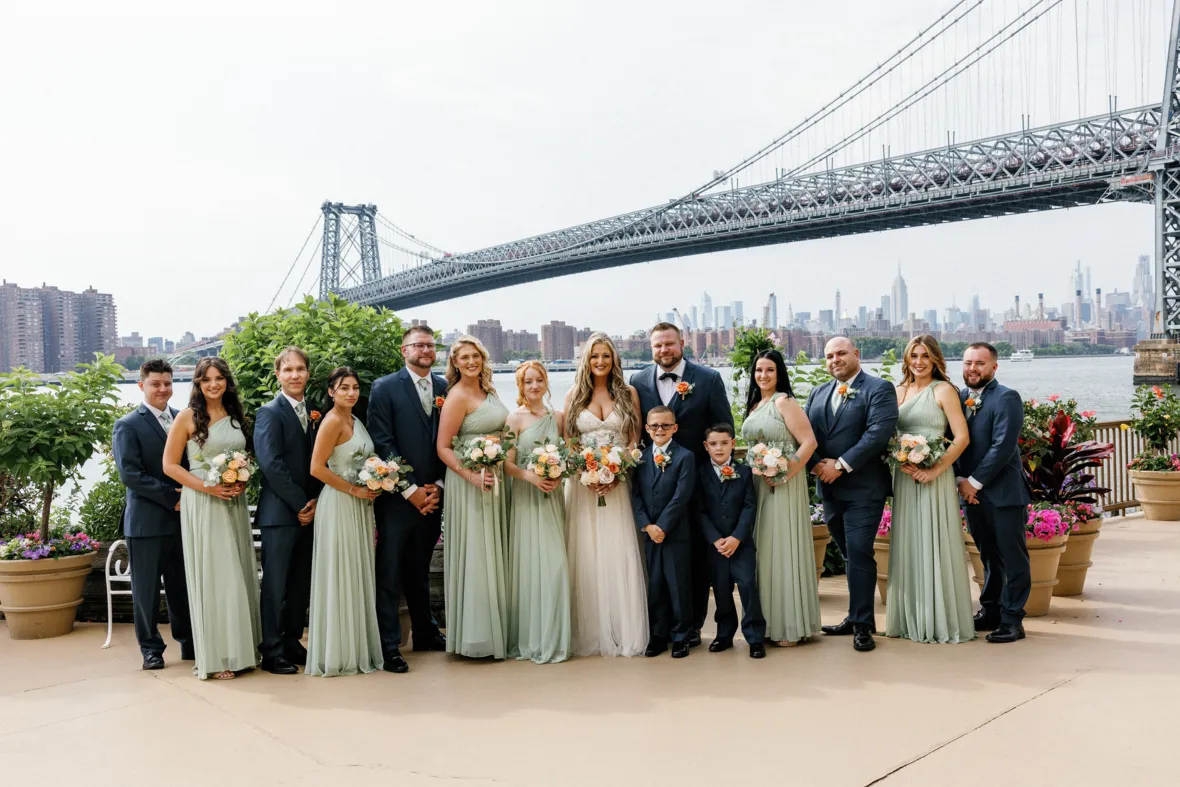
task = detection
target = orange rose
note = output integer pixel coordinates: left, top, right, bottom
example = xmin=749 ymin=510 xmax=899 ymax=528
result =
xmin=434 ymin=396 xmax=446 ymax=408
xmin=221 ymin=469 xmax=238 ymax=484
xmin=720 ymin=465 xmax=735 ymax=479
xmin=309 ymin=410 xmax=322 ymax=421
xmin=654 ymin=453 xmax=668 ymax=466
xmin=676 ymin=381 xmax=689 ymax=394
xmin=837 ymin=384 xmax=848 ymax=396
xmin=586 ymin=459 xmax=599 ymax=470
xmin=608 ymin=463 xmax=621 ymax=473
xmin=965 ymin=397 xmax=975 ymax=408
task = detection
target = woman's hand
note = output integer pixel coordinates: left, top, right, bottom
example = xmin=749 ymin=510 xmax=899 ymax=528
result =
xmin=762 ymin=475 xmax=779 ymax=488
xmin=592 ymin=478 xmax=620 ymax=496
xmin=531 ymin=475 xmax=560 ymax=494
xmin=207 ymin=483 xmax=240 ymax=500
xmin=467 ymin=468 xmax=496 ymax=491
xmin=782 ymin=458 xmax=804 ymax=482
xmin=350 ymin=485 xmax=382 ymax=501
xmin=912 ymin=466 xmax=944 ymax=484
xmin=898 ymin=464 xmax=917 ymax=476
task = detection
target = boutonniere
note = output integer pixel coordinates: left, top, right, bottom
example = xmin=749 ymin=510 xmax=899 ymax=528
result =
xmin=653 ymin=448 xmax=672 ymax=472
xmin=675 ymin=380 xmax=695 ymax=400
xmin=718 ymin=464 xmax=737 ymax=482
xmin=964 ymin=394 xmax=982 ymax=417
xmin=837 ymin=383 xmax=859 ymax=400
xmin=309 ymin=410 xmax=322 ymax=424
xmin=433 ymin=394 xmax=446 ymax=410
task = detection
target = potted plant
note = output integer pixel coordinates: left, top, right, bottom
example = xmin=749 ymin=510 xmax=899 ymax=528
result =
xmin=809 ymin=504 xmax=831 ymax=585
xmin=0 ymin=355 xmax=122 ymax=639
xmin=1126 ymin=385 xmax=1180 ymax=521
xmin=961 ymin=511 xmax=985 ymax=588
xmin=1024 ymin=504 xmax=1072 ymax=616
xmin=873 ymin=503 xmax=891 ymax=603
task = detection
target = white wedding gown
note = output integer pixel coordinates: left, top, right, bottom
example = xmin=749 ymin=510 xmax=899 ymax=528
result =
xmin=565 ymin=410 xmax=649 ymax=657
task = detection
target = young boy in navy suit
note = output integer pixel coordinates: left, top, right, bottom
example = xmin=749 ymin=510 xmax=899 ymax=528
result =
xmin=632 ymin=406 xmax=696 ymax=658
xmin=697 ymin=423 xmax=766 ymax=658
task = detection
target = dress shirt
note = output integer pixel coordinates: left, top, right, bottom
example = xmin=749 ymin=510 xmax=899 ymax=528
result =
xmin=828 ymin=381 xmax=854 ymax=474
xmin=282 ymin=391 xmax=307 ymax=430
xmin=656 ymin=359 xmax=687 ymax=406
xmin=402 ymin=366 xmax=444 ymax=500
xmin=144 ymin=402 xmax=172 ymax=432
xmin=711 ymin=460 xmax=732 ymax=480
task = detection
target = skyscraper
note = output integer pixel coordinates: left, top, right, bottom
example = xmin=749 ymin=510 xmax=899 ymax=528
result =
xmin=700 ymin=292 xmax=713 ymax=330
xmin=890 ymin=264 xmax=908 ymax=327
xmin=857 ymin=305 xmax=868 ymax=329
xmin=541 ymin=321 xmax=576 ymax=361
xmin=765 ymin=293 xmax=777 ymax=330
xmin=880 ymin=295 xmax=891 ymax=324
xmin=923 ymin=309 xmax=938 ymax=330
xmin=834 ymin=289 xmax=842 ymax=331
xmin=732 ymin=301 xmax=743 ymax=326
xmin=466 ymin=319 xmax=505 ymax=362
xmin=690 ymin=305 xmax=698 ymax=331
xmin=1133 ymin=254 xmax=1155 ymax=310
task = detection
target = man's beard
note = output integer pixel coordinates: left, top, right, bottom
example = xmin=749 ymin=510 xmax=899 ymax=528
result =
xmin=407 ymin=355 xmax=433 ymax=371
xmin=963 ymin=370 xmax=995 ymax=389
xmin=655 ymin=352 xmax=682 ymax=370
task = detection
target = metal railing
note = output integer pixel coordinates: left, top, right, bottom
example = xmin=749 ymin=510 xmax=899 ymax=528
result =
xmin=1092 ymin=420 xmax=1180 ymax=514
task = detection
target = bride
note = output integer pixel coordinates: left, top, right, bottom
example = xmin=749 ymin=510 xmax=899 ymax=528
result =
xmin=564 ymin=332 xmax=649 ymax=657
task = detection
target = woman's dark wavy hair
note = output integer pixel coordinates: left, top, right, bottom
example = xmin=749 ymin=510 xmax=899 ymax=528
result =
xmin=744 ymin=349 xmax=794 ymax=419
xmin=327 ymin=366 xmax=360 ymax=402
xmin=190 ymin=357 xmax=250 ymax=448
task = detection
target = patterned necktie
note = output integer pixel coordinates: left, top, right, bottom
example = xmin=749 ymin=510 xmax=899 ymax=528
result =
xmin=294 ymin=400 xmax=308 ymax=431
xmin=159 ymin=410 xmax=172 ymax=433
xmin=418 ymin=377 xmax=432 ymax=416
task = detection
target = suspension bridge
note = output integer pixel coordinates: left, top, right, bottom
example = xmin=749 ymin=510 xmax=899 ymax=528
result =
xmin=267 ymin=0 xmax=1180 ymax=344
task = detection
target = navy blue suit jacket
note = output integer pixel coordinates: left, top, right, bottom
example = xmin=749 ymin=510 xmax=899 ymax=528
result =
xmin=696 ymin=461 xmax=758 ymax=546
xmin=631 ymin=360 xmax=732 ymax=462
xmin=631 ymin=444 xmax=696 ymax=541
xmin=953 ymin=379 xmax=1030 ymax=508
xmin=367 ymin=367 xmax=447 ymax=522
xmin=254 ymin=394 xmax=323 ymax=528
xmin=112 ymin=404 xmax=182 ymax=539
xmin=804 ymin=369 xmax=898 ymax=503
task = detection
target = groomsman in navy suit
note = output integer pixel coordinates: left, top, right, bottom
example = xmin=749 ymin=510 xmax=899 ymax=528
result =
xmin=804 ymin=337 xmax=898 ymax=652
xmin=632 ymin=407 xmax=697 ymax=658
xmin=111 ymin=359 xmax=193 ymax=670
xmin=368 ymin=324 xmax=448 ymax=674
xmin=954 ymin=342 xmax=1031 ymax=644
xmin=255 ymin=346 xmax=323 ymax=675
xmin=631 ymin=322 xmax=732 ymax=647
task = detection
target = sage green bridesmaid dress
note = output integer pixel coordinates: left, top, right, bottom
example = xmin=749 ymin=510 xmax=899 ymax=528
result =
xmin=181 ymin=417 xmax=261 ymax=679
xmin=507 ymin=412 xmax=571 ymax=664
xmin=444 ymin=395 xmax=511 ymax=659
xmin=306 ymin=417 xmax=384 ymax=676
xmin=886 ymin=382 xmax=976 ymax=643
xmin=741 ymin=393 xmax=821 ymax=643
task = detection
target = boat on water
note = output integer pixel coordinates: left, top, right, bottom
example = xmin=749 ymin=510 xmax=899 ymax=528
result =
xmin=1010 ymin=349 xmax=1034 ymax=362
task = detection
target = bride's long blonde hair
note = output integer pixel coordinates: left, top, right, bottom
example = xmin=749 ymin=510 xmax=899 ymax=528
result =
xmin=565 ymin=332 xmax=637 ymax=443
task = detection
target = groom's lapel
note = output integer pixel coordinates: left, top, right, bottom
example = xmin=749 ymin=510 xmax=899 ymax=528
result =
xmin=815 ymin=380 xmax=835 ymax=434
xmin=829 ymin=371 xmax=864 ymax=432
xmin=669 ymin=362 xmax=697 ymax=417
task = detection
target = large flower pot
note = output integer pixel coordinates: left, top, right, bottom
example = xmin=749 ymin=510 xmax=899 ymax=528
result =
xmin=1025 ymin=534 xmax=1068 ymax=617
xmin=812 ymin=524 xmax=831 ymax=584
xmin=1130 ymin=470 xmax=1180 ymax=521
xmin=0 ymin=552 xmax=95 ymax=639
xmin=1054 ymin=518 xmax=1102 ymax=597
xmin=963 ymin=531 xmax=986 ymax=588
xmin=873 ymin=534 xmax=889 ymax=604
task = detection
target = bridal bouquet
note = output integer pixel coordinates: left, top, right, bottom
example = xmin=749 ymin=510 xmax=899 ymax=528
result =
xmin=886 ymin=433 xmax=949 ymax=471
xmin=452 ymin=431 xmax=517 ymax=494
xmin=526 ymin=442 xmax=571 ymax=494
xmin=569 ymin=441 xmax=643 ymax=506
xmin=200 ymin=450 xmax=255 ymax=487
xmin=743 ymin=441 xmax=798 ymax=493
xmin=349 ymin=452 xmax=413 ymax=494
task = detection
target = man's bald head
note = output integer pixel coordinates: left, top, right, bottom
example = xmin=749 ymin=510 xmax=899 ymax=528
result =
xmin=824 ymin=336 xmax=861 ymax=382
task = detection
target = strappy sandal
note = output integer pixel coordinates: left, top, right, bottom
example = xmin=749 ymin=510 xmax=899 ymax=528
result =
xmin=213 ymin=670 xmax=236 ymax=680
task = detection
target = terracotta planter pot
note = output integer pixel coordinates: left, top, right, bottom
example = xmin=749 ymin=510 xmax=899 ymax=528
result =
xmin=0 ymin=552 xmax=95 ymax=639
xmin=1130 ymin=470 xmax=1180 ymax=521
xmin=1025 ymin=533 xmax=1067 ymax=617
xmin=1054 ymin=518 xmax=1102 ymax=597
xmin=873 ymin=534 xmax=889 ymax=604
xmin=812 ymin=524 xmax=831 ymax=584
xmin=963 ymin=531 xmax=986 ymax=588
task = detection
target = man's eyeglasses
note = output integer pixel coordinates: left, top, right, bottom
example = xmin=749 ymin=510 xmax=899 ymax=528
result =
xmin=402 ymin=342 xmax=438 ymax=352
xmin=647 ymin=423 xmax=676 ymax=432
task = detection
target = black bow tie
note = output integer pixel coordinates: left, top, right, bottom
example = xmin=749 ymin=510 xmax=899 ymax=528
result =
xmin=659 ymin=372 xmax=679 ymax=381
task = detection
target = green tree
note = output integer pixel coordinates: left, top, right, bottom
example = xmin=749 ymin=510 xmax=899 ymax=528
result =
xmin=0 ymin=355 xmax=123 ymax=541
xmin=503 ymin=350 xmax=543 ymax=362
xmin=220 ymin=294 xmax=406 ymax=414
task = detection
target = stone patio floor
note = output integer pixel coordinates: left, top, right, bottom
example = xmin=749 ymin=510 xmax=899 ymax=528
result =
xmin=1 ymin=514 xmax=1177 ymax=787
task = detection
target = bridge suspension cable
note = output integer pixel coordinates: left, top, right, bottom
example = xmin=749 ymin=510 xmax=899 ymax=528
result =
xmin=266 ymin=214 xmax=322 ymax=313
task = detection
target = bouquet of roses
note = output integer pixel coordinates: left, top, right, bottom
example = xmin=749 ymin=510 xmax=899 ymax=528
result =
xmin=200 ymin=450 xmax=255 ymax=487
xmin=743 ymin=441 xmax=797 ymax=493
xmin=349 ymin=452 xmax=413 ymax=494
xmin=526 ymin=441 xmax=571 ymax=495
xmin=452 ymin=431 xmax=517 ymax=495
xmin=885 ymin=433 xmax=948 ymax=472
xmin=568 ymin=440 xmax=643 ymax=506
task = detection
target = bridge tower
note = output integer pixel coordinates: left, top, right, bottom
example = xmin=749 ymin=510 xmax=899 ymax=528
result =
xmin=319 ymin=202 xmax=382 ymax=300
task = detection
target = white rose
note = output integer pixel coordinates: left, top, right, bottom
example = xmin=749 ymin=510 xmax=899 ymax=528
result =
xmin=751 ymin=443 xmax=767 ymax=454
xmin=212 ymin=453 xmax=227 ymax=467
xmin=484 ymin=444 xmax=501 ymax=459
xmin=547 ymin=465 xmax=562 ymax=479
xmin=470 ymin=447 xmax=484 ymax=460
xmin=532 ymin=447 xmax=544 ymax=455
xmin=236 ymin=468 xmax=250 ymax=482
xmin=380 ymin=478 xmax=398 ymax=492
xmin=762 ymin=455 xmax=780 ymax=469
xmin=388 ymin=462 xmax=399 ymax=473
xmin=358 ymin=469 xmax=372 ymax=482
xmin=914 ymin=435 xmax=928 ymax=445
xmin=768 ymin=448 xmax=783 ymax=458
xmin=545 ymin=444 xmax=558 ymax=453
xmin=597 ymin=468 xmax=615 ymax=485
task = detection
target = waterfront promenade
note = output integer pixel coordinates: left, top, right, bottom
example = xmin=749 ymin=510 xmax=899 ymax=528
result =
xmin=1 ymin=513 xmax=1175 ymax=786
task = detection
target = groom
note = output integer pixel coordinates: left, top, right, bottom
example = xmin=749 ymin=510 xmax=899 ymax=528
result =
xmin=954 ymin=342 xmax=1030 ymax=644
xmin=805 ymin=337 xmax=898 ymax=652
xmin=631 ymin=322 xmax=732 ymax=647
xmin=368 ymin=324 xmax=448 ymax=673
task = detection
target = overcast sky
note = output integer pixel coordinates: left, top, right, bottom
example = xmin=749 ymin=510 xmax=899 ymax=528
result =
xmin=0 ymin=0 xmax=1170 ymax=341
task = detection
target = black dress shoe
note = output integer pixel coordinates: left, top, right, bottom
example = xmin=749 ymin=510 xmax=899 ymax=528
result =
xmin=180 ymin=648 xmax=195 ymax=661
xmin=383 ymin=649 xmax=410 ymax=673
xmin=142 ymin=654 xmax=165 ymax=671
xmin=284 ymin=644 xmax=308 ymax=666
xmin=412 ymin=633 xmax=447 ymax=652
xmin=973 ymin=611 xmax=1001 ymax=632
xmin=852 ymin=624 xmax=876 ymax=652
xmin=748 ymin=643 xmax=766 ymax=659
xmin=708 ymin=639 xmax=733 ymax=653
xmin=986 ymin=622 xmax=1026 ymax=643
xmin=671 ymin=642 xmax=690 ymax=658
xmin=260 ymin=656 xmax=299 ymax=675
xmin=823 ymin=617 xmax=877 ymax=636
xmin=687 ymin=631 xmax=702 ymax=648
xmin=644 ymin=640 xmax=668 ymax=658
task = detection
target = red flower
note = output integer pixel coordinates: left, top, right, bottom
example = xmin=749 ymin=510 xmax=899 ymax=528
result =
xmin=309 ymin=410 xmax=322 ymax=422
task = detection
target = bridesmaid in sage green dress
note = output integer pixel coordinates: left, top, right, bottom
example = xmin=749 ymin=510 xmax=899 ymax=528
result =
xmin=306 ymin=367 xmax=384 ymax=676
xmin=886 ymin=335 xmax=975 ymax=643
xmin=163 ymin=358 xmax=260 ymax=680
xmin=436 ymin=335 xmax=511 ymax=659
xmin=504 ymin=360 xmax=571 ymax=664
xmin=741 ymin=350 xmax=822 ymax=646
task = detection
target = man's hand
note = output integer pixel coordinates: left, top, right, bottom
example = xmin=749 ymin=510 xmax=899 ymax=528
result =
xmin=643 ymin=524 xmax=665 ymax=543
xmin=713 ymin=537 xmax=726 ymax=551
xmin=408 ymin=486 xmax=434 ymax=514
xmin=816 ymin=458 xmax=844 ymax=484
xmin=423 ymin=483 xmax=442 ymax=505
xmin=717 ymin=536 xmax=740 ymax=558
xmin=297 ymin=498 xmax=317 ymax=525
xmin=957 ymin=478 xmax=979 ymax=505
xmin=174 ymin=489 xmax=182 ymax=512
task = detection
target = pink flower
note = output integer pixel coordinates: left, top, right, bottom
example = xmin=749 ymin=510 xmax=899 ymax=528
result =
xmin=1080 ymin=410 xmax=1096 ymax=418
xmin=1048 ymin=394 xmax=1060 ymax=402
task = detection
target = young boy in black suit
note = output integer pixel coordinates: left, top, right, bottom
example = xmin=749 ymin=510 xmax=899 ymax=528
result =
xmin=697 ymin=423 xmax=766 ymax=658
xmin=632 ymin=406 xmax=696 ymax=658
